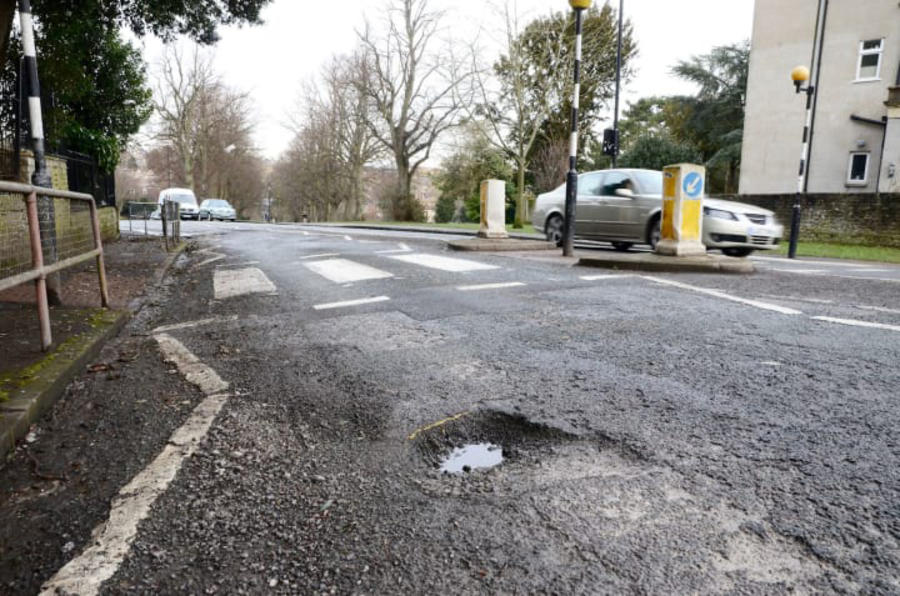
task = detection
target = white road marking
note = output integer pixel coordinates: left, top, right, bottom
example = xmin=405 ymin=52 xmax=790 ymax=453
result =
xmin=313 ymin=296 xmax=391 ymax=310
xmin=854 ymin=304 xmax=900 ymax=315
xmin=299 ymin=253 xmax=340 ymax=260
xmin=760 ymin=361 xmax=782 ymax=367
xmin=376 ymin=243 xmax=413 ymax=254
xmin=213 ymin=267 xmax=277 ymax=299
xmin=457 ymin=282 xmax=526 ymax=292
xmin=217 ymin=260 xmax=260 ymax=268
xmin=41 ymin=394 xmax=229 ymax=596
xmin=304 ymin=258 xmax=393 ymax=283
xmin=580 ymin=274 xmax=634 ymax=281
xmin=43 ymin=336 xmax=231 ymax=595
xmin=837 ymin=275 xmax=900 ymax=284
xmin=812 ymin=316 xmax=900 ymax=333
xmin=768 ymin=268 xmax=827 ymax=275
xmin=196 ymin=254 xmax=225 ymax=267
xmin=642 ymin=276 xmax=804 ymax=316
xmin=155 ymin=333 xmax=230 ymax=394
xmin=759 ymin=294 xmax=834 ymax=305
xmin=344 ymin=235 xmax=354 ymax=241
xmin=152 ymin=315 xmax=239 ymax=334
xmin=392 ymin=253 xmax=498 ymax=272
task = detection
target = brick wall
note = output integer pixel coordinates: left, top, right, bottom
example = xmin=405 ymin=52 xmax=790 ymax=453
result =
xmin=715 ymin=193 xmax=900 ymax=248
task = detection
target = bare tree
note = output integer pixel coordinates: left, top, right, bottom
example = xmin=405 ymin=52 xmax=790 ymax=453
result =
xmin=469 ymin=1 xmax=567 ymax=228
xmin=531 ymin=137 xmax=569 ymax=194
xmin=150 ymin=44 xmax=264 ymax=215
xmin=358 ymin=0 xmax=470 ymax=221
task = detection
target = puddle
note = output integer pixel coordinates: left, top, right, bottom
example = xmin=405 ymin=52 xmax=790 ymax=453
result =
xmin=440 ymin=443 xmax=503 ymax=473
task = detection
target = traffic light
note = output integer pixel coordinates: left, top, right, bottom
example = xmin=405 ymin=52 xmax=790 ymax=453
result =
xmin=602 ymin=128 xmax=619 ymax=157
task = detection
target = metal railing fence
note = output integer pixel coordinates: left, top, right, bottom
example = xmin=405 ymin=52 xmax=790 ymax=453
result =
xmin=124 ymin=200 xmax=180 ymax=250
xmin=0 ymin=181 xmax=109 ymax=350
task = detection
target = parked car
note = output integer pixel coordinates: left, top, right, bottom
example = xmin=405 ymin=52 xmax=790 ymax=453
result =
xmin=198 ymin=198 xmax=237 ymax=221
xmin=149 ymin=208 xmax=161 ymax=220
xmin=531 ymin=168 xmax=783 ymax=257
xmin=158 ymin=187 xmax=200 ymax=220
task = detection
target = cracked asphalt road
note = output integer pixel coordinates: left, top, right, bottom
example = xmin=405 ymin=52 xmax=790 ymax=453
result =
xmin=3 ymin=224 xmax=899 ymax=594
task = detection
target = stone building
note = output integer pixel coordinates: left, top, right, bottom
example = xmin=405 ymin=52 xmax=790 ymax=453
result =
xmin=740 ymin=0 xmax=900 ymax=195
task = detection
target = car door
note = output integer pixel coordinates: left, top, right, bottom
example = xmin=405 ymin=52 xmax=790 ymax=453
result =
xmin=594 ymin=171 xmax=642 ymax=240
xmin=574 ymin=172 xmax=605 ymax=237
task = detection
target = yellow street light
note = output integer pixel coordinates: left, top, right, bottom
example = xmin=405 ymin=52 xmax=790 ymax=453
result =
xmin=791 ymin=65 xmax=810 ymax=92
xmin=569 ymin=0 xmax=592 ymax=9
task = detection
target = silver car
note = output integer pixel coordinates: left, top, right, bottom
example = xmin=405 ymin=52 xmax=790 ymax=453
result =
xmin=531 ymin=168 xmax=783 ymax=257
xmin=199 ymin=199 xmax=237 ymax=221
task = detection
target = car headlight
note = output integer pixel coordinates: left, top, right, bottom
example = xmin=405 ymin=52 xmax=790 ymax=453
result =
xmin=703 ymin=207 xmax=738 ymax=221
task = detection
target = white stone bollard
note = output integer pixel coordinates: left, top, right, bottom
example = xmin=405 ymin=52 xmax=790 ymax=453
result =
xmin=478 ymin=179 xmax=508 ymax=239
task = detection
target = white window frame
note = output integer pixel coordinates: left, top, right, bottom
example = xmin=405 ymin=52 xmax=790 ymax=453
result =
xmin=846 ymin=152 xmax=870 ymax=186
xmin=854 ymin=39 xmax=883 ymax=82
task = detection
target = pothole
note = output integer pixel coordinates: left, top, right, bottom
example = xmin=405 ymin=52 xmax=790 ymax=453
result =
xmin=439 ymin=443 xmax=503 ymax=474
xmin=414 ymin=410 xmax=580 ymax=475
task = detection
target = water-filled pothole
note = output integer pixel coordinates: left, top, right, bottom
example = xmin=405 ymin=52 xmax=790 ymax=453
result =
xmin=440 ymin=443 xmax=503 ymax=474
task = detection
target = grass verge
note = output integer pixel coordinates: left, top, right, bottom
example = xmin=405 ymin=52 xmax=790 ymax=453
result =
xmin=775 ymin=242 xmax=900 ymax=264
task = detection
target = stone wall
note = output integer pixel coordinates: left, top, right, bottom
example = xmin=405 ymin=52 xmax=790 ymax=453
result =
xmin=715 ymin=193 xmax=900 ymax=248
xmin=98 ymin=207 xmax=119 ymax=244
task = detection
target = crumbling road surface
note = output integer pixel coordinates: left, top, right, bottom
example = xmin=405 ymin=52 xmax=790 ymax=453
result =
xmin=2 ymin=224 xmax=899 ymax=594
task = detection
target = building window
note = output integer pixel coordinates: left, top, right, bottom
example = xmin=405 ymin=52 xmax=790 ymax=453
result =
xmin=855 ymin=39 xmax=883 ymax=81
xmin=847 ymin=152 xmax=869 ymax=185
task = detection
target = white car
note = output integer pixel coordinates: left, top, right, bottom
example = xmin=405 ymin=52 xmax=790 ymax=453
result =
xmin=199 ymin=199 xmax=237 ymax=221
xmin=158 ymin=187 xmax=200 ymax=220
xmin=531 ymin=168 xmax=783 ymax=257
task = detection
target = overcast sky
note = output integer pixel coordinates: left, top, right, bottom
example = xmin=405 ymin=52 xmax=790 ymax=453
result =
xmin=138 ymin=0 xmax=756 ymax=160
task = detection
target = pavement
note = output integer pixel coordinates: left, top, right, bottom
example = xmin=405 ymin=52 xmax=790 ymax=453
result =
xmin=0 ymin=238 xmax=185 ymax=455
xmin=1 ymin=222 xmax=899 ymax=594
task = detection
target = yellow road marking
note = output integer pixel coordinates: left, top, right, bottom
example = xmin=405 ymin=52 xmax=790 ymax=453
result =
xmin=407 ymin=411 xmax=469 ymax=441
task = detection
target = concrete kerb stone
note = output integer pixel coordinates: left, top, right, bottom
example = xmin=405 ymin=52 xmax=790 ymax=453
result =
xmin=448 ymin=238 xmax=557 ymax=252
xmin=0 ymin=311 xmax=129 ymax=454
xmin=1 ymin=241 xmax=190 ymax=456
xmin=577 ymin=252 xmax=755 ymax=274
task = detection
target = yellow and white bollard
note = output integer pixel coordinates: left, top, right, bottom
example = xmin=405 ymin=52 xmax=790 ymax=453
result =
xmin=655 ymin=163 xmax=707 ymax=257
xmin=478 ymin=179 xmax=508 ymax=239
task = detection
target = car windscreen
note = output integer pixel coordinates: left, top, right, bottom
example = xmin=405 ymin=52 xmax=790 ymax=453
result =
xmin=633 ymin=171 xmax=663 ymax=195
xmin=172 ymin=194 xmax=197 ymax=205
xmin=206 ymin=200 xmax=229 ymax=208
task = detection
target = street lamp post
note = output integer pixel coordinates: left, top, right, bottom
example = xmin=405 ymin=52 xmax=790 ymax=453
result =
xmin=789 ymin=65 xmax=814 ymax=259
xmin=562 ymin=0 xmax=591 ymax=257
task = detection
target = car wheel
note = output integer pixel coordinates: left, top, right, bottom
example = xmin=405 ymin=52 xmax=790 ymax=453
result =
xmin=722 ymin=247 xmax=754 ymax=258
xmin=648 ymin=216 xmax=661 ymax=250
xmin=545 ymin=214 xmax=564 ymax=247
xmin=611 ymin=241 xmax=633 ymax=252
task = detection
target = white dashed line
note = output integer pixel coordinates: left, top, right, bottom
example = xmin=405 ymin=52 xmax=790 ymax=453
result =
xmin=457 ymin=282 xmax=526 ymax=292
xmin=580 ymin=274 xmax=635 ymax=281
xmin=376 ymin=243 xmax=413 ymax=254
xmin=304 ymin=258 xmax=393 ymax=283
xmin=196 ymin=254 xmax=225 ymax=267
xmin=213 ymin=267 xmax=277 ymax=299
xmin=760 ymin=361 xmax=782 ymax=367
xmin=43 ymin=336 xmax=230 ymax=596
xmin=299 ymin=253 xmax=340 ymax=260
xmin=642 ymin=276 xmax=804 ymax=316
xmin=392 ymin=253 xmax=498 ymax=272
xmin=811 ymin=316 xmax=900 ymax=333
xmin=152 ymin=315 xmax=239 ymax=334
xmin=854 ymin=305 xmax=900 ymax=315
xmin=344 ymin=235 xmax=354 ymax=241
xmin=313 ymin=296 xmax=391 ymax=310
xmin=155 ymin=334 xmax=230 ymax=394
xmin=768 ymin=268 xmax=827 ymax=275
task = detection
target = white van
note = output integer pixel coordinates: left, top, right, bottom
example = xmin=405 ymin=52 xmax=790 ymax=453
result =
xmin=158 ymin=187 xmax=199 ymax=220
